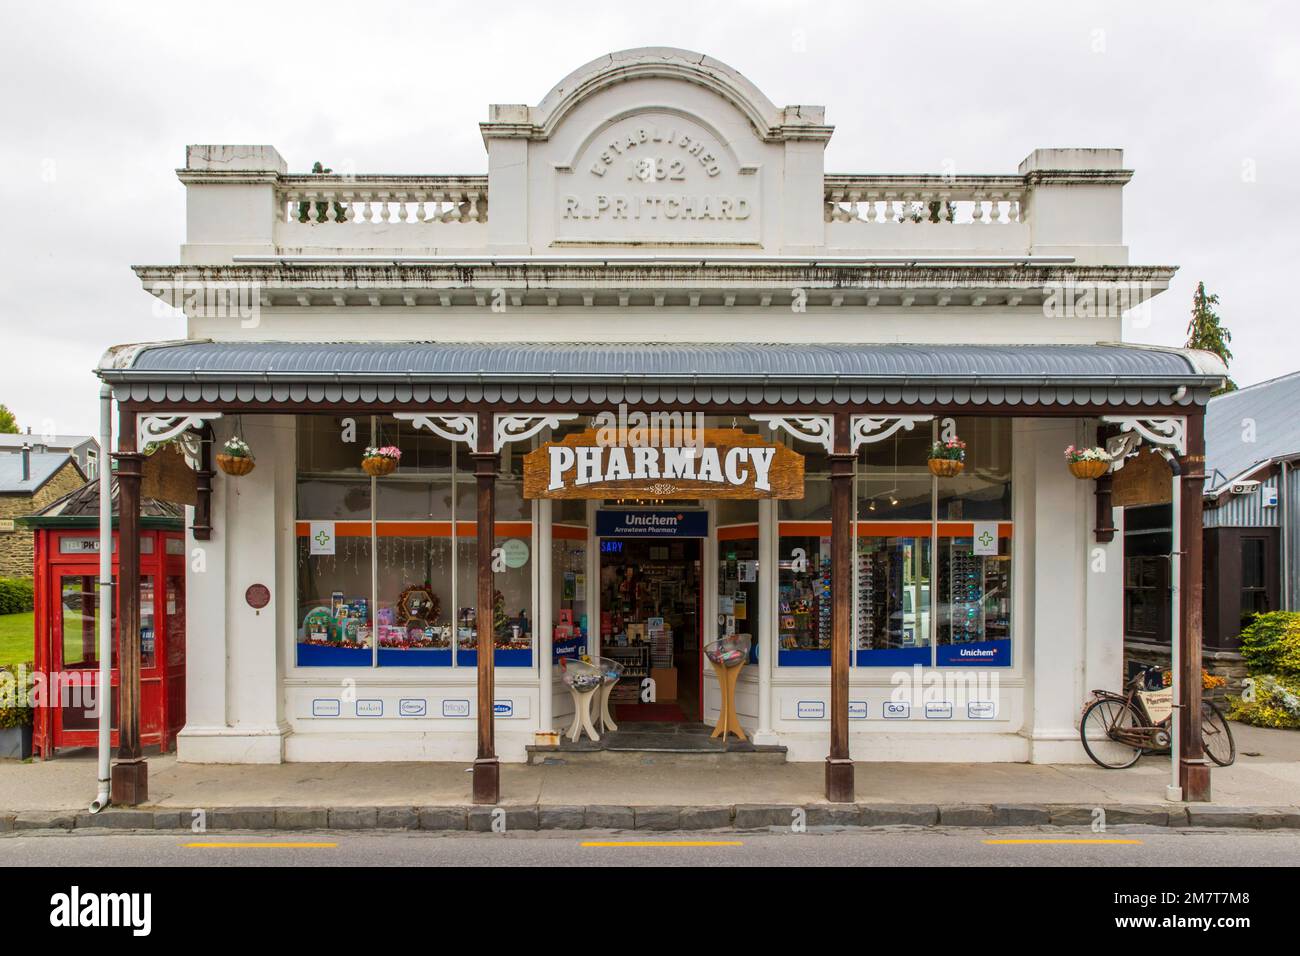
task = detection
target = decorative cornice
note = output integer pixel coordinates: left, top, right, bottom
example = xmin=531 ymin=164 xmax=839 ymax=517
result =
xmin=392 ymin=412 xmax=478 ymax=449
xmin=1103 ymin=415 xmax=1187 ymax=461
xmin=850 ymin=415 xmax=933 ymax=451
xmin=493 ymin=413 xmax=579 ymax=453
xmin=751 ymin=414 xmax=834 ymax=453
xmin=131 ymin=262 xmax=1178 ymax=310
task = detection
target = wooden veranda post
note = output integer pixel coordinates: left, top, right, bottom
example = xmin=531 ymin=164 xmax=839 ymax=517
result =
xmin=1179 ymin=412 xmax=1211 ymax=801
xmin=825 ymin=417 xmax=855 ymax=803
xmin=472 ymin=443 xmax=500 ymax=804
xmin=110 ymin=411 xmax=148 ymax=805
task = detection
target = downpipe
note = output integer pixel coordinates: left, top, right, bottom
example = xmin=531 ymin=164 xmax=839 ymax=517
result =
xmin=1158 ymin=449 xmax=1183 ymax=803
xmin=89 ymin=384 xmax=113 ymax=813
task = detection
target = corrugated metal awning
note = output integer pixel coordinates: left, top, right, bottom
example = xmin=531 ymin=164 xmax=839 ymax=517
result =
xmin=98 ymin=340 xmax=1225 ymax=409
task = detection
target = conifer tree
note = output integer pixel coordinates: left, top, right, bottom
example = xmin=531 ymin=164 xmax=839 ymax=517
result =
xmin=1185 ymin=281 xmax=1237 ymax=393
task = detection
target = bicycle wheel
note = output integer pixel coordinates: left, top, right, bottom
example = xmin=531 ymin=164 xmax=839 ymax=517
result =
xmin=1080 ymin=697 xmax=1144 ymax=769
xmin=1201 ymin=701 xmax=1236 ymax=767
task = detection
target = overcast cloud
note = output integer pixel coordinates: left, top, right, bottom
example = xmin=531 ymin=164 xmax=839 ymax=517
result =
xmin=2 ymin=0 xmax=1297 ymax=435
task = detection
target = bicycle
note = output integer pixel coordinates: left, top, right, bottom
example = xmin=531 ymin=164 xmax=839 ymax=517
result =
xmin=1080 ymin=665 xmax=1236 ymax=769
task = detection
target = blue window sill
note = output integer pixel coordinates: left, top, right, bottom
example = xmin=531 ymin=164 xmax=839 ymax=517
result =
xmin=457 ymin=648 xmax=534 ymax=668
xmin=855 ymin=647 xmax=932 ymax=667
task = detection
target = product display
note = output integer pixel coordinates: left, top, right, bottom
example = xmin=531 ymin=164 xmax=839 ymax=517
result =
xmin=856 ymin=537 xmax=929 ymax=651
xmin=558 ymin=657 xmax=603 ymax=743
xmin=937 ymin=537 xmax=1011 ymax=646
xmin=704 ymin=633 xmax=750 ymax=741
xmin=778 ymin=538 xmax=831 ymax=654
xmin=300 ymin=595 xmax=371 ymax=649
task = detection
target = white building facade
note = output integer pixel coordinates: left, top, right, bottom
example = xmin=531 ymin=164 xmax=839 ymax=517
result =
xmin=101 ymin=49 xmax=1222 ymax=804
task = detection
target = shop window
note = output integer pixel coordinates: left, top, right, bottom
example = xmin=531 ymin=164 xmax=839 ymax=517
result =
xmin=777 ymin=534 xmax=832 ymax=665
xmin=1124 ymin=555 xmax=1168 ymax=642
xmin=375 ymin=535 xmax=454 ymax=666
xmin=935 ymin=533 xmax=1012 ymax=666
xmin=856 ymin=536 xmax=931 ymax=665
xmin=774 ymin=419 xmax=1015 ymax=669
xmin=552 ymin=500 xmax=589 ymax=660
xmin=936 ymin=418 xmax=1012 ymax=521
xmin=718 ymin=498 xmax=760 ymax=665
xmin=453 ymin=458 xmax=534 ymax=667
xmin=297 ymin=415 xmax=370 ymax=519
xmin=297 ymin=534 xmax=375 ymax=666
xmin=1240 ymin=537 xmax=1270 ymax=623
xmin=857 ymin=430 xmax=931 ymax=521
xmin=294 ymin=414 xmax=534 ymax=668
xmin=781 ymin=476 xmax=831 ymax=521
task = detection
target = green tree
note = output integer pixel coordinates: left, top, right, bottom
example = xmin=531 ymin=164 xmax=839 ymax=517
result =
xmin=0 ymin=404 xmax=17 ymax=434
xmin=297 ymin=162 xmax=347 ymax=223
xmin=1185 ymin=281 xmax=1237 ymax=393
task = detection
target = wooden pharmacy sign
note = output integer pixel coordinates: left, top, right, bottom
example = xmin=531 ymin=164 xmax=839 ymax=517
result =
xmin=524 ymin=428 xmax=803 ymax=500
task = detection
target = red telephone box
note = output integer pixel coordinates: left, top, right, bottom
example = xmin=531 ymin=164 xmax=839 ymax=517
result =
xmin=25 ymin=481 xmax=186 ymax=758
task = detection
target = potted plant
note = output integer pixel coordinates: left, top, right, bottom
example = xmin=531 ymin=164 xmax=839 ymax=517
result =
xmin=927 ymin=437 xmax=966 ymax=477
xmin=361 ymin=445 xmax=401 ymax=477
xmin=0 ymin=665 xmax=34 ymax=760
xmin=216 ymin=436 xmax=256 ymax=476
xmin=1064 ymin=445 xmax=1111 ymax=480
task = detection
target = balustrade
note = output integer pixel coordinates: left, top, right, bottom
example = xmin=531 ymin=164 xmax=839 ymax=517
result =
xmin=278 ymin=177 xmax=489 ymax=225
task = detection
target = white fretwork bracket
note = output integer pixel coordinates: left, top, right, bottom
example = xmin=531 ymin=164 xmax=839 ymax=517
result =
xmin=393 ymin=412 xmax=479 ymax=449
xmin=137 ymin=412 xmax=223 ymax=465
xmin=1102 ymin=416 xmax=1187 ymax=471
xmin=493 ymin=414 xmax=580 ymax=453
xmin=750 ymin=414 xmax=835 ymax=453
xmin=850 ymin=415 xmax=933 ymax=451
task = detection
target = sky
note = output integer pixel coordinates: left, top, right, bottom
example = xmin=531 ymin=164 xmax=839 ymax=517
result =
xmin=2 ymin=0 xmax=1298 ymax=435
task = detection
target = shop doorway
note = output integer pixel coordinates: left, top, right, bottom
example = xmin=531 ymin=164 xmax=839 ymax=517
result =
xmin=597 ymin=536 xmax=703 ymax=722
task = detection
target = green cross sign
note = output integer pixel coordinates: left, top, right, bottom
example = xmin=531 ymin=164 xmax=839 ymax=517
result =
xmin=314 ymin=529 xmax=332 ymax=548
xmin=977 ymin=530 xmax=995 ymax=549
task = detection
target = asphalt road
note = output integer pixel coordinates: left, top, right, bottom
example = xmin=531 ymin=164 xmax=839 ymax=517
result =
xmin=2 ymin=826 xmax=1298 ymax=867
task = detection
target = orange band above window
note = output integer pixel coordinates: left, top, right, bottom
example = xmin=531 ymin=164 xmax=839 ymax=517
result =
xmin=778 ymin=521 xmax=1013 ymax=539
xmin=296 ymin=520 xmax=534 ymax=538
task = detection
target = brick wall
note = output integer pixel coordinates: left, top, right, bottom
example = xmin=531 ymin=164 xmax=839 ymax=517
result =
xmin=0 ymin=461 xmax=86 ymax=579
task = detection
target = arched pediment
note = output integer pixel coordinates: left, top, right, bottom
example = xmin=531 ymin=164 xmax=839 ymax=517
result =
xmin=483 ymin=47 xmax=828 ymax=144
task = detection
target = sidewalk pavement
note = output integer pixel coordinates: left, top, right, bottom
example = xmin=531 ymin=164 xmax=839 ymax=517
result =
xmin=2 ymin=723 xmax=1296 ymax=832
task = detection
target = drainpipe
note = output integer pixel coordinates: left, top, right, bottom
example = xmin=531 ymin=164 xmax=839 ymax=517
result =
xmin=89 ymin=385 xmax=113 ymax=813
xmin=1282 ymin=461 xmax=1290 ymax=612
xmin=537 ymin=497 xmax=553 ymax=737
xmin=753 ymin=497 xmax=778 ymax=745
xmin=1161 ymin=449 xmax=1182 ymax=803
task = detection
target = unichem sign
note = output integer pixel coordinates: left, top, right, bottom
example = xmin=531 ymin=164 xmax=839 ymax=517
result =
xmin=523 ymin=427 xmax=804 ymax=501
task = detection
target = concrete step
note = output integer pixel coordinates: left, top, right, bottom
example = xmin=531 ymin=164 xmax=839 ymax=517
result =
xmin=527 ymin=744 xmax=788 ymax=767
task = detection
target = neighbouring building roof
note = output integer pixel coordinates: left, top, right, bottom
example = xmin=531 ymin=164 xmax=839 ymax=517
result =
xmin=1204 ymin=370 xmax=1300 ymax=493
xmin=0 ymin=452 xmax=80 ymax=495
xmin=19 ymin=476 xmax=184 ymax=528
xmin=0 ymin=433 xmax=94 ymax=452
xmin=99 ymin=340 xmax=1225 ymax=409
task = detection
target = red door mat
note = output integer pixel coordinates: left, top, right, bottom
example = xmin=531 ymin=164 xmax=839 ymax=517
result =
xmin=615 ymin=702 xmax=689 ymax=722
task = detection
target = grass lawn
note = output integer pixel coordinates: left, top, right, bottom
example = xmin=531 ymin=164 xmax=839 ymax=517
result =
xmin=0 ymin=611 xmax=34 ymax=668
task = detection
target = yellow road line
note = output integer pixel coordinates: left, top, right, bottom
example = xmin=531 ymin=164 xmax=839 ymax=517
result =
xmin=184 ymin=842 xmax=338 ymax=848
xmin=581 ymin=840 xmax=743 ymax=848
xmin=983 ymin=838 xmax=1143 ymax=845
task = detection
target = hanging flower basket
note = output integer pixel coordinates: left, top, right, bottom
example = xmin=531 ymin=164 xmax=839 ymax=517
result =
xmin=927 ymin=437 xmax=966 ymax=477
xmin=1064 ymin=446 xmax=1111 ymax=480
xmin=361 ymin=445 xmax=401 ymax=477
xmin=217 ymin=436 xmax=255 ymax=476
